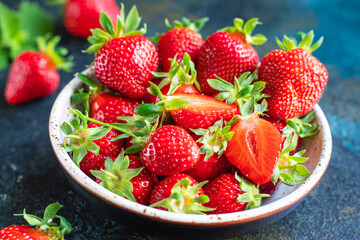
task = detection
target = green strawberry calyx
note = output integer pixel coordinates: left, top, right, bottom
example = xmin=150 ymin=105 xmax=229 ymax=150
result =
xmin=271 ymin=134 xmax=311 ymax=186
xmin=191 ymin=119 xmax=234 ymax=161
xmin=283 ymin=111 xmax=319 ymax=138
xmin=61 ymin=109 xmax=138 ymax=165
xmin=90 ymin=150 xmax=143 ymax=202
xmin=14 ymin=203 xmax=71 ymax=240
xmin=235 ymin=172 xmax=270 ymax=210
xmin=133 ymin=82 xmax=189 ymax=124
xmin=208 ymin=71 xmax=268 ymax=119
xmin=220 ymin=18 xmax=267 ymax=45
xmin=150 ymin=178 xmax=214 ymax=214
xmin=276 ymin=30 xmax=324 ymax=53
xmin=85 ymin=3 xmax=146 ymax=54
xmin=37 ymin=34 xmax=73 ymax=72
xmin=152 ymin=53 xmax=201 ymax=95
xmin=151 ymin=17 xmax=208 ymax=43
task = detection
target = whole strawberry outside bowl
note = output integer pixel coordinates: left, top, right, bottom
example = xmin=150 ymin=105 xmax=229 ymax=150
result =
xmin=49 ymin=68 xmax=332 ymax=239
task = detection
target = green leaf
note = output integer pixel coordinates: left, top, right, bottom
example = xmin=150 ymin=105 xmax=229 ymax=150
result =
xmin=42 ymin=203 xmax=62 ymax=224
xmin=85 ymin=141 xmax=100 ymax=155
xmin=72 ymin=148 xmax=87 ymax=166
xmin=90 ymin=170 xmax=106 ymax=180
xmin=56 ymin=215 xmax=72 ymax=235
xmin=124 ymin=5 xmax=141 ymax=33
xmin=124 ymin=147 xmax=142 ymax=154
xmin=100 ymin=12 xmax=115 ymax=36
xmin=18 ymin=2 xmax=53 ymax=46
xmin=60 ymin=122 xmax=73 ymax=135
xmin=76 ymin=72 xmax=99 ymax=88
xmin=165 ymin=98 xmax=189 ymax=110
xmin=135 ymin=103 xmax=163 ymax=118
xmin=22 ymin=211 xmax=42 ymax=226
xmin=87 ymin=127 xmax=111 ymax=140
xmin=0 ymin=47 xmax=9 ymax=70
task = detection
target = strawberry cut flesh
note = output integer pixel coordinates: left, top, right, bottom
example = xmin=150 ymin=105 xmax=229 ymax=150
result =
xmin=225 ymin=117 xmax=282 ymax=185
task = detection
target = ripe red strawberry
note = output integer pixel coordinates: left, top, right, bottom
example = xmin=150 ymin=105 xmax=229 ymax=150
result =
xmin=258 ymin=31 xmax=328 ymax=120
xmin=184 ymin=153 xmax=232 ymax=182
xmin=149 ymin=173 xmax=212 ymax=214
xmin=4 ymin=35 xmax=72 ymax=105
xmin=167 ymin=93 xmax=239 ymax=131
xmin=0 ymin=203 xmax=71 ymax=240
xmin=62 ymin=0 xmax=120 ymax=38
xmin=196 ymin=18 xmax=267 ymax=95
xmin=155 ymin=17 xmax=208 ymax=72
xmin=85 ymin=7 xmax=158 ymax=99
xmin=92 ymin=151 xmax=158 ymax=205
xmin=61 ymin=114 xmax=124 ymax=176
xmin=203 ymin=172 xmax=269 ymax=214
xmin=224 ymin=116 xmax=282 ymax=185
xmin=90 ymin=92 xmax=140 ymax=123
xmin=141 ymin=125 xmax=200 ymax=175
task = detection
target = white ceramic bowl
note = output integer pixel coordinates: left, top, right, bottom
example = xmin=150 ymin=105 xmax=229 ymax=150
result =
xmin=49 ymin=68 xmax=332 ymax=239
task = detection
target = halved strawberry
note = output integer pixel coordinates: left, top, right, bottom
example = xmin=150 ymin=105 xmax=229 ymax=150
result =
xmin=167 ymin=93 xmax=239 ymax=131
xmin=224 ymin=116 xmax=282 ymax=185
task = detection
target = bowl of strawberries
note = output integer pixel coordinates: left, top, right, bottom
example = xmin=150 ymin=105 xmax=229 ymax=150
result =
xmin=49 ymin=5 xmax=332 ymax=239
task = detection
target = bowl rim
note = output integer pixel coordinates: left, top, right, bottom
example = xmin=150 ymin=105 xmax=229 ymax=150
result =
xmin=49 ymin=69 xmax=332 ymax=227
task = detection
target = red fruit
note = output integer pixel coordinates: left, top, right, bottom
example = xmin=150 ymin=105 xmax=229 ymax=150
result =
xmin=0 ymin=225 xmax=50 ymax=240
xmin=149 ymin=174 xmax=202 ymax=210
xmin=196 ymin=18 xmax=266 ymax=95
xmin=127 ymin=156 xmax=158 ymax=205
xmin=94 ymin=35 xmax=158 ymax=99
xmin=141 ymin=125 xmax=200 ymax=175
xmin=184 ymin=153 xmax=232 ymax=182
xmin=80 ymin=151 xmax=107 ymax=176
xmin=64 ymin=0 xmax=120 ymax=38
xmin=5 ymin=52 xmax=58 ymax=105
xmin=167 ymin=93 xmax=239 ymax=131
xmin=225 ymin=117 xmax=282 ymax=185
xmin=258 ymin=31 xmax=328 ymax=120
xmin=90 ymin=92 xmax=140 ymax=123
xmin=4 ymin=35 xmax=72 ymax=105
xmin=259 ymin=179 xmax=280 ymax=195
xmin=158 ymin=27 xmax=204 ymax=72
xmin=204 ymin=173 xmax=268 ymax=214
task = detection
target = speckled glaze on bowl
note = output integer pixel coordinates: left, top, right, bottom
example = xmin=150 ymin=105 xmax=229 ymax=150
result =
xmin=49 ymin=68 xmax=332 ymax=239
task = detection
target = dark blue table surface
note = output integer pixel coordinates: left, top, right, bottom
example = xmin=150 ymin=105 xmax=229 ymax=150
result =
xmin=0 ymin=0 xmax=359 ymax=239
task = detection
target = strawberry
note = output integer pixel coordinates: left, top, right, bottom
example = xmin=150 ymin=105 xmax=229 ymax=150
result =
xmin=225 ymin=116 xmax=282 ymax=185
xmin=258 ymin=31 xmax=328 ymax=120
xmin=155 ymin=17 xmax=208 ymax=72
xmin=184 ymin=153 xmax=232 ymax=182
xmin=196 ymin=18 xmax=267 ymax=95
xmin=85 ymin=6 xmax=158 ymax=99
xmin=72 ymin=73 xmax=141 ymax=123
xmin=4 ymin=35 xmax=72 ymax=105
xmin=203 ymin=172 xmax=269 ymax=214
xmin=167 ymin=93 xmax=239 ymax=131
xmin=62 ymin=0 xmax=120 ymax=38
xmin=0 ymin=203 xmax=71 ymax=240
xmin=61 ymin=112 xmax=124 ymax=176
xmin=149 ymin=173 xmax=213 ymax=214
xmin=141 ymin=125 xmax=200 ymax=175
xmin=185 ymin=120 xmax=234 ymax=182
xmin=92 ymin=151 xmax=158 ymax=205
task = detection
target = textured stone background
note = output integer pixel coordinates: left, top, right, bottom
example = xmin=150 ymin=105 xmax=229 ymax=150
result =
xmin=0 ymin=0 xmax=359 ymax=239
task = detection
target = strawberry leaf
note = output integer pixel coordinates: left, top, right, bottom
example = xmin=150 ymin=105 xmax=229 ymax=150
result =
xmin=135 ymin=103 xmax=163 ymax=118
xmin=124 ymin=5 xmax=141 ymax=33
